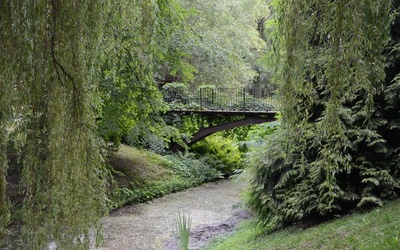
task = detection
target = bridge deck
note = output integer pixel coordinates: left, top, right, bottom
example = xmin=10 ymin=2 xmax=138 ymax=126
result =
xmin=163 ymin=87 xmax=279 ymax=114
xmin=167 ymin=109 xmax=278 ymax=118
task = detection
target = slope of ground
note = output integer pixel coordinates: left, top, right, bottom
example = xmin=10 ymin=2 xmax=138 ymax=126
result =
xmin=108 ymin=144 xmax=224 ymax=209
xmin=108 ymin=144 xmax=193 ymax=208
xmin=207 ymin=200 xmax=400 ymax=250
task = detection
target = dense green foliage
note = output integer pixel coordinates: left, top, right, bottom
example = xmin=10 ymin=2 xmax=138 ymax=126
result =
xmin=0 ymin=0 xmax=186 ymax=248
xmin=247 ymin=0 xmax=400 ymax=230
xmin=165 ymin=152 xmax=223 ymax=183
xmin=0 ymin=0 xmax=273 ymax=248
xmin=108 ymin=145 xmax=222 ymax=209
xmin=7 ymin=0 xmax=399 ymax=248
xmin=98 ymin=0 xmax=171 ymax=144
xmin=97 ymin=0 xmax=272 ymax=150
xmin=241 ymin=121 xmax=280 ymax=150
xmin=191 ymin=135 xmax=242 ymax=176
xmin=158 ymin=0 xmax=268 ymax=89
xmin=1 ymin=1 xmax=106 ymax=248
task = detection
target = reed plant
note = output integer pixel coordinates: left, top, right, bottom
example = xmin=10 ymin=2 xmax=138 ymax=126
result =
xmin=175 ymin=211 xmax=192 ymax=250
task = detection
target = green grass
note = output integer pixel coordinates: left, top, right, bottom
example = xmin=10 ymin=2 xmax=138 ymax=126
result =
xmin=108 ymin=144 xmax=194 ymax=208
xmin=109 ymin=144 xmax=174 ymax=188
xmin=207 ymin=200 xmax=400 ymax=250
xmin=108 ymin=144 xmax=219 ymax=209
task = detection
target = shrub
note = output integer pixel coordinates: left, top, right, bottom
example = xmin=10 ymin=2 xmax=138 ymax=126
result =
xmin=239 ymin=121 xmax=280 ymax=151
xmin=110 ymin=177 xmax=191 ymax=208
xmin=125 ymin=120 xmax=187 ymax=154
xmin=164 ymin=152 xmax=223 ymax=184
xmin=191 ymin=135 xmax=242 ymax=176
xmin=125 ymin=122 xmax=166 ymax=153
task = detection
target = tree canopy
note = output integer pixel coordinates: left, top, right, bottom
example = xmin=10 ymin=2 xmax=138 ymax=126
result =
xmin=156 ymin=0 xmax=268 ymax=89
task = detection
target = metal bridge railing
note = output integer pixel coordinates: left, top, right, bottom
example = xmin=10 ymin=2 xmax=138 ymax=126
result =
xmin=162 ymin=87 xmax=279 ymax=112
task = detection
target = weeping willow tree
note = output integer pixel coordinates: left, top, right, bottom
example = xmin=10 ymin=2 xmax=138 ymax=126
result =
xmin=247 ymin=0 xmax=400 ymax=229
xmin=1 ymin=0 xmax=180 ymax=248
xmin=0 ymin=1 xmax=107 ymax=248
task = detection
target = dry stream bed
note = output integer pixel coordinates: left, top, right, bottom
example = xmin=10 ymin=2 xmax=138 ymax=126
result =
xmin=98 ymin=179 xmax=249 ymax=250
xmin=1 ymin=179 xmax=248 ymax=249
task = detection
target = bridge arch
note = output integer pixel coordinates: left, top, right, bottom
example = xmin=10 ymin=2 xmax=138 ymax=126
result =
xmin=163 ymin=87 xmax=279 ymax=151
xmin=188 ymin=116 xmax=275 ymax=144
xmin=168 ymin=110 xmax=277 ymax=151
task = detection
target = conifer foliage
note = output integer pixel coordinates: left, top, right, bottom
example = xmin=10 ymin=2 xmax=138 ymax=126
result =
xmin=247 ymin=0 xmax=400 ymax=229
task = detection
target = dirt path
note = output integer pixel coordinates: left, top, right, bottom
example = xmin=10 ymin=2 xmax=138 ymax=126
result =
xmin=97 ymin=179 xmax=249 ymax=250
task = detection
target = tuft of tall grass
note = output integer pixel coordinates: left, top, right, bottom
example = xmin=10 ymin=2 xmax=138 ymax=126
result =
xmin=175 ymin=211 xmax=192 ymax=250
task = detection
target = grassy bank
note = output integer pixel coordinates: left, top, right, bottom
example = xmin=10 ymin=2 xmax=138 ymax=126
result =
xmin=207 ymin=200 xmax=400 ymax=250
xmin=107 ymin=144 xmax=222 ymax=209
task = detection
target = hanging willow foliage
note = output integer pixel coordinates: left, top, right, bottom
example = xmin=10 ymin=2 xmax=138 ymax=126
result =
xmin=247 ymin=0 xmax=398 ymax=229
xmin=1 ymin=1 xmax=107 ymax=248
xmin=0 ymin=1 xmax=14 ymax=232
xmin=1 ymin=0 xmax=178 ymax=248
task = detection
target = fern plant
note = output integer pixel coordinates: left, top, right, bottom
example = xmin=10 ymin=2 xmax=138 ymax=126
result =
xmin=191 ymin=134 xmax=242 ymax=176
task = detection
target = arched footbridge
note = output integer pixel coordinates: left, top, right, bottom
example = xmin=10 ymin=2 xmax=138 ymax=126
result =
xmin=163 ymin=87 xmax=279 ymax=150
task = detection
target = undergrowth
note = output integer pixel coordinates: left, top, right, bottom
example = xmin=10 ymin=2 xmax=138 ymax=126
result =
xmin=110 ymin=177 xmax=192 ymax=209
xmin=108 ymin=144 xmax=223 ymax=209
xmin=190 ymin=134 xmax=242 ymax=176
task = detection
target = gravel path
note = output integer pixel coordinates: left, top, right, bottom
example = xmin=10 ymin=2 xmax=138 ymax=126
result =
xmin=97 ymin=179 xmax=249 ymax=250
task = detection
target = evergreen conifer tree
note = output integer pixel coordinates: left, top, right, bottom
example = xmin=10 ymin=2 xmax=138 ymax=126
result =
xmin=247 ymin=0 xmax=400 ymax=229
